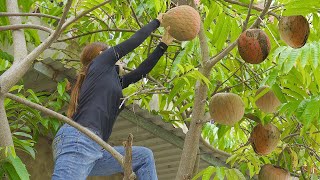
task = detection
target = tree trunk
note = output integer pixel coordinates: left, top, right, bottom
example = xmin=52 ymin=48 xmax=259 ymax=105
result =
xmin=0 ymin=0 xmax=28 ymax=158
xmin=6 ymin=0 xmax=28 ymax=65
xmin=0 ymin=94 xmax=13 ymax=156
xmin=175 ymin=69 xmax=210 ymax=180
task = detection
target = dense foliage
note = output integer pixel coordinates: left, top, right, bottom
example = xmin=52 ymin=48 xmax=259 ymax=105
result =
xmin=0 ymin=0 xmax=319 ymax=179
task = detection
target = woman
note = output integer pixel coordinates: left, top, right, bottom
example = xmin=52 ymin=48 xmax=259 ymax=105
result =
xmin=52 ymin=14 xmax=173 ymax=180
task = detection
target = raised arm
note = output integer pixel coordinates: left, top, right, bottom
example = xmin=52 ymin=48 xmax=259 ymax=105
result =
xmin=120 ymin=27 xmax=174 ymax=88
xmin=95 ymin=18 xmax=162 ymax=68
xmin=120 ymin=42 xmax=167 ymax=88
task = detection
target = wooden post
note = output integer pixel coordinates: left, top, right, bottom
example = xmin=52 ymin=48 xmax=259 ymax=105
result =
xmin=123 ymin=133 xmax=136 ymax=180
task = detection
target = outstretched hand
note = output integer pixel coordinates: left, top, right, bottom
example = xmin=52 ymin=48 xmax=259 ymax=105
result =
xmin=156 ymin=13 xmax=164 ymax=26
xmin=161 ymin=26 xmax=174 ymax=45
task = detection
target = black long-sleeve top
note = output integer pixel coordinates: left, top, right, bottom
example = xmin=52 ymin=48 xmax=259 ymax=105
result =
xmin=72 ymin=19 xmax=168 ymax=141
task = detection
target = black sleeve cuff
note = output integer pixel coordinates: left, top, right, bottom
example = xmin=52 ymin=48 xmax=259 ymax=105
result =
xmin=153 ymin=19 xmax=161 ymax=28
xmin=158 ymin=42 xmax=168 ymax=51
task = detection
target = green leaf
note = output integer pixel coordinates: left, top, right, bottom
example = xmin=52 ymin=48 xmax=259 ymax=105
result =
xmin=226 ymin=154 xmax=238 ymax=167
xmin=13 ymin=132 xmax=32 ymax=139
xmin=167 ymin=79 xmax=185 ymax=105
xmin=300 ymin=44 xmax=310 ymax=67
xmin=271 ymin=84 xmax=287 ymax=103
xmin=300 ymin=99 xmax=319 ymax=129
xmin=4 ymin=154 xmax=30 ymax=180
xmin=216 ymin=15 xmax=231 ymax=51
xmin=284 ymin=49 xmax=301 ymax=73
xmin=311 ymin=42 xmax=319 ymax=68
xmin=211 ymin=13 xmax=226 ymax=45
xmin=278 ymin=47 xmax=292 ymax=67
xmin=173 ymin=91 xmax=193 ymax=107
xmin=202 ymin=166 xmax=215 ymax=180
xmin=229 ymin=169 xmax=246 ymax=180
xmin=170 ymin=50 xmax=185 ymax=78
xmin=215 ymin=167 xmax=225 ymax=180
xmin=247 ymin=162 xmax=254 ymax=178
xmin=57 ymin=80 xmax=66 ymax=97
xmin=26 ymin=89 xmax=40 ymax=103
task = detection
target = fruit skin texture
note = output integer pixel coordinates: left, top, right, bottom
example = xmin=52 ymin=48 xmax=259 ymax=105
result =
xmin=209 ymin=93 xmax=245 ymax=126
xmin=162 ymin=5 xmax=201 ymax=41
xmin=259 ymin=164 xmax=291 ymax=180
xmin=279 ymin=15 xmax=310 ymax=48
xmin=250 ymin=123 xmax=280 ymax=155
xmin=238 ymin=29 xmax=271 ymax=64
xmin=255 ymin=86 xmax=281 ymax=113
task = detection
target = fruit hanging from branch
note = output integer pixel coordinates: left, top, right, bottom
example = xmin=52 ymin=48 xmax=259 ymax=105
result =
xmin=209 ymin=93 xmax=245 ymax=126
xmin=162 ymin=5 xmax=201 ymax=41
xmin=278 ymin=15 xmax=310 ymax=48
xmin=255 ymin=86 xmax=281 ymax=113
xmin=258 ymin=164 xmax=291 ymax=180
xmin=238 ymin=29 xmax=271 ymax=64
xmin=250 ymin=123 xmax=280 ymax=155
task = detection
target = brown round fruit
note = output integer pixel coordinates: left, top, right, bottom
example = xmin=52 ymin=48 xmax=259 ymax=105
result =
xmin=238 ymin=29 xmax=271 ymax=64
xmin=255 ymin=86 xmax=281 ymax=113
xmin=250 ymin=123 xmax=280 ymax=155
xmin=209 ymin=93 xmax=245 ymax=126
xmin=279 ymin=15 xmax=310 ymax=48
xmin=162 ymin=5 xmax=201 ymax=41
xmin=259 ymin=164 xmax=291 ymax=180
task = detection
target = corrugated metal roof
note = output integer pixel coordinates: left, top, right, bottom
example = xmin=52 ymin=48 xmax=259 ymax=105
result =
xmin=23 ymin=58 xmax=231 ymax=180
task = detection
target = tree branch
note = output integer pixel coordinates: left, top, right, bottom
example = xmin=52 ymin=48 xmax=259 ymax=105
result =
xmin=61 ymin=0 xmax=112 ymax=32
xmin=6 ymin=0 xmax=28 ymax=65
xmin=0 ymin=95 xmax=13 ymax=149
xmin=283 ymin=131 xmax=320 ymax=141
xmin=0 ymin=12 xmax=60 ymax=20
xmin=0 ymin=0 xmax=73 ymax=94
xmin=5 ymin=92 xmax=126 ymax=167
xmin=200 ymin=136 xmax=231 ymax=157
xmin=0 ymin=0 xmax=27 ymax=156
xmin=0 ymin=24 xmax=54 ymax=34
xmin=223 ymin=0 xmax=280 ymax=20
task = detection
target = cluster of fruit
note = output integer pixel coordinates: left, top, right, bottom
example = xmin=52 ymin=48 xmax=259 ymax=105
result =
xmin=162 ymin=4 xmax=309 ymax=179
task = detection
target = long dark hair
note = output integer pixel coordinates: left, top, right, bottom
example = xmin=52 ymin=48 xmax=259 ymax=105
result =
xmin=67 ymin=42 xmax=108 ymax=118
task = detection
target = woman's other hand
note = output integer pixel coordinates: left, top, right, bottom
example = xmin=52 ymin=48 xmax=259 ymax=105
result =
xmin=156 ymin=13 xmax=164 ymax=25
xmin=161 ymin=26 xmax=174 ymax=45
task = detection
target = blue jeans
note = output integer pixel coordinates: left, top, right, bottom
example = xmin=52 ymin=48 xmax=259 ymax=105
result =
xmin=52 ymin=124 xmax=158 ymax=180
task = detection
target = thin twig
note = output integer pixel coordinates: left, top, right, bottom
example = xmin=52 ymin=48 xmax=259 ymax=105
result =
xmin=222 ymin=0 xmax=280 ymax=20
xmin=100 ymin=8 xmax=118 ymax=29
xmin=0 ymin=24 xmax=54 ymax=34
xmin=61 ymin=0 xmax=112 ymax=32
xmin=119 ymin=87 xmax=168 ymax=109
xmin=0 ymin=12 xmax=60 ymax=20
xmin=242 ymin=0 xmax=254 ymax=31
xmin=283 ymin=131 xmax=320 ymax=141
xmin=126 ymin=0 xmax=142 ymax=28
